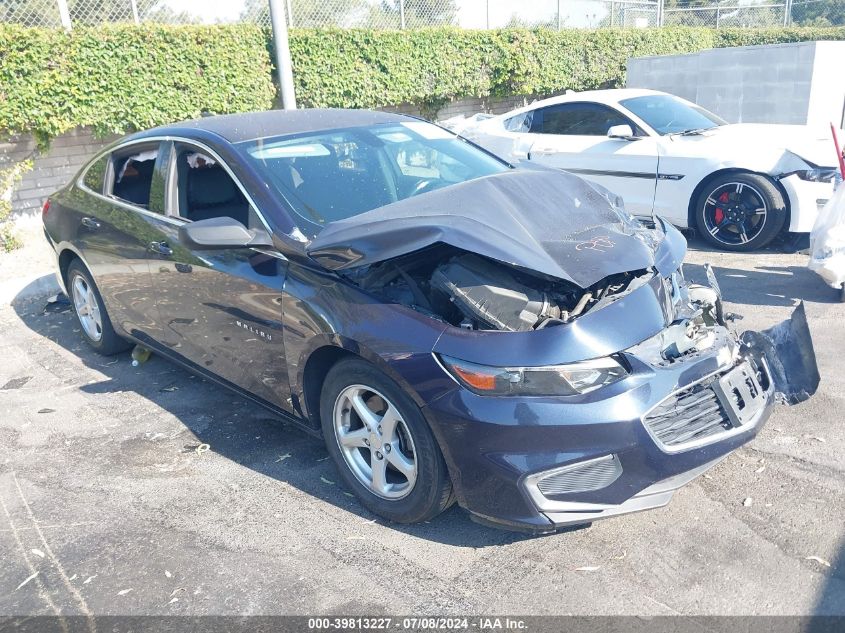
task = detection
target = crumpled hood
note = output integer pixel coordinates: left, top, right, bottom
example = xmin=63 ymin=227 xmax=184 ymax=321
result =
xmin=700 ymin=124 xmax=843 ymax=167
xmin=307 ymin=169 xmax=675 ymax=288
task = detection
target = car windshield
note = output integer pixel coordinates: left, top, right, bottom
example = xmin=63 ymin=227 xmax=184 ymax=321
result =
xmin=619 ymin=94 xmax=727 ymax=135
xmin=240 ymin=120 xmax=510 ymax=236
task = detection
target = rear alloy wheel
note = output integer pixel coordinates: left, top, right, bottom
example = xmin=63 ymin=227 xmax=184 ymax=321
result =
xmin=695 ymin=173 xmax=786 ymax=252
xmin=320 ymin=358 xmax=454 ymax=523
xmin=67 ymin=260 xmax=131 ymax=355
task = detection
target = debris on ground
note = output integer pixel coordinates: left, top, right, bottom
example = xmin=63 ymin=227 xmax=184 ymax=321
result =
xmin=131 ymin=345 xmax=152 ymax=367
xmin=575 ymin=566 xmax=600 ymax=572
xmin=16 ymin=572 xmax=39 ymax=590
xmin=320 ymin=476 xmax=335 ymax=485
xmin=2 ymin=376 xmax=32 ymax=390
xmin=44 ymin=293 xmax=71 ymax=314
xmin=742 ymin=497 xmax=753 ymax=507
xmin=805 ymin=556 xmax=832 ymax=568
xmin=194 ymin=443 xmax=210 ymax=456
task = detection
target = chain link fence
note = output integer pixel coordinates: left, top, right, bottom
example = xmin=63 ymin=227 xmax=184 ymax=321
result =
xmin=1 ymin=0 xmax=843 ymax=29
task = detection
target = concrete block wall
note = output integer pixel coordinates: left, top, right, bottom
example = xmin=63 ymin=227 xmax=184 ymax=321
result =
xmin=1 ymin=93 xmax=540 ymax=220
xmin=627 ymin=40 xmax=845 ymax=127
xmin=1 ymin=128 xmax=119 ymax=219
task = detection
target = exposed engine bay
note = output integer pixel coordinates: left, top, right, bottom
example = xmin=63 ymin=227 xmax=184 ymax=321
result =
xmin=347 ymin=244 xmax=658 ymax=333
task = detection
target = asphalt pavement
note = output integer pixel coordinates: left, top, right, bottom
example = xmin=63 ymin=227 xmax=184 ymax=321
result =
xmin=0 ymin=238 xmax=843 ymax=616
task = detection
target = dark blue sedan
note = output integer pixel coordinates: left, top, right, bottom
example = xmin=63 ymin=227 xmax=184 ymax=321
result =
xmin=41 ymin=109 xmax=817 ymax=531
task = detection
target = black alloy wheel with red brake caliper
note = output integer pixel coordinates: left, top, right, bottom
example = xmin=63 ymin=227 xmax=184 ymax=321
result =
xmin=694 ymin=172 xmax=787 ymax=252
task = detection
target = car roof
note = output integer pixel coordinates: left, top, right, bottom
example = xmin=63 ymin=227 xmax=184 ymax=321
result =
xmin=497 ymin=88 xmax=667 ymax=118
xmin=128 ymin=108 xmax=417 ymax=144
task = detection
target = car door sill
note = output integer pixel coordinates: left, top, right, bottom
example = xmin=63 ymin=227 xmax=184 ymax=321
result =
xmin=121 ymin=332 xmax=321 ymax=438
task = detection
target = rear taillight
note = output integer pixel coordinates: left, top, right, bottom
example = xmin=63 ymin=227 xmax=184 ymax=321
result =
xmin=41 ymin=198 xmax=51 ymax=220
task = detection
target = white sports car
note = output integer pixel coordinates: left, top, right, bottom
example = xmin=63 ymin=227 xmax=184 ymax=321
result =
xmin=456 ymin=89 xmax=842 ymax=251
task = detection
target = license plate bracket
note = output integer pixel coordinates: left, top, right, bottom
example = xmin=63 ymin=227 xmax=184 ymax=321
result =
xmin=712 ymin=362 xmax=765 ymax=428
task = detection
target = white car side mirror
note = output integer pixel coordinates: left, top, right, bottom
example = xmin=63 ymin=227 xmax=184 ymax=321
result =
xmin=607 ymin=124 xmax=637 ymax=140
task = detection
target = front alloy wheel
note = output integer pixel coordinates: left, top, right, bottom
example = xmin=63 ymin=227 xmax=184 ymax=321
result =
xmin=333 ymin=384 xmax=417 ymax=499
xmin=320 ymin=358 xmax=453 ymax=523
xmin=695 ymin=173 xmax=787 ymax=252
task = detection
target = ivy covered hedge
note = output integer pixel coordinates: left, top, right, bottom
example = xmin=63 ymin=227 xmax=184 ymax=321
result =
xmin=0 ymin=24 xmax=276 ymax=141
xmin=2 ymin=23 xmax=845 ymax=141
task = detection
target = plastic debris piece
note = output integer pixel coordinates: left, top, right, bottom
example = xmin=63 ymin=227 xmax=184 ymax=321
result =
xmin=275 ymin=453 xmax=291 ymax=463
xmin=30 ymin=549 xmax=45 ymax=558
xmin=195 ymin=443 xmax=210 ymax=456
xmin=575 ymin=566 xmax=600 ymax=572
xmin=809 ymin=182 xmax=845 ymax=289
xmin=16 ymin=572 xmax=39 ymax=590
xmin=131 ymin=345 xmax=152 ymax=367
xmin=742 ymin=497 xmax=753 ymax=507
xmin=83 ymin=575 xmax=97 ymax=584
xmin=805 ymin=556 xmax=831 ymax=567
xmin=37 ymin=408 xmax=55 ymax=414
xmin=117 ymin=588 xmax=133 ymax=596
xmin=320 ymin=476 xmax=335 ymax=485
xmin=165 ymin=570 xmax=172 ymax=578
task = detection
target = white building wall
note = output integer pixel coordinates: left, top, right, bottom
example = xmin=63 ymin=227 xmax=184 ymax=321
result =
xmin=626 ymin=41 xmax=845 ymax=128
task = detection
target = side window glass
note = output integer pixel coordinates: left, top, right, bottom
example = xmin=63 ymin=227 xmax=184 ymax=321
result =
xmin=541 ymin=103 xmax=632 ymax=136
xmin=82 ymin=155 xmax=108 ymax=193
xmin=111 ymin=148 xmax=159 ymax=209
xmin=504 ymin=111 xmax=534 ymax=133
xmin=174 ymin=146 xmax=259 ymax=230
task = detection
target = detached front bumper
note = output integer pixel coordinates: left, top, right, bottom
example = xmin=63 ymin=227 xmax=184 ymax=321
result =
xmin=423 ymin=306 xmax=815 ymax=533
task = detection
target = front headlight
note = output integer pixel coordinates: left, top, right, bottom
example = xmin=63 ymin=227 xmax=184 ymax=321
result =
xmin=795 ymin=167 xmax=838 ymax=183
xmin=438 ymin=355 xmax=628 ymax=396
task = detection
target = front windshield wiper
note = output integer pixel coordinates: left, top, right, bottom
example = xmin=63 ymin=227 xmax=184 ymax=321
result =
xmin=670 ymin=127 xmax=716 ymax=137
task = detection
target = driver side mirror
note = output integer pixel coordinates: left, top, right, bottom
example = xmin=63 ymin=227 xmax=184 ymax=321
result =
xmin=178 ymin=216 xmax=274 ymax=250
xmin=607 ymin=124 xmax=638 ymax=141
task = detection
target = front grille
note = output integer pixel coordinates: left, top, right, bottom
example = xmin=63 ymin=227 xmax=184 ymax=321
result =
xmin=536 ymin=455 xmax=623 ymax=495
xmin=644 ymin=380 xmax=733 ymax=448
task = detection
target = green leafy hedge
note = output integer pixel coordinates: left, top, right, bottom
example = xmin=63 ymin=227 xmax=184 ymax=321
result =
xmin=0 ymin=24 xmax=276 ymax=141
xmin=2 ymin=24 xmax=845 ymax=141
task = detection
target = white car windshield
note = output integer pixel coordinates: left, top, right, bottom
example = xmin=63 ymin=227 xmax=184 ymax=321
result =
xmin=620 ymin=95 xmax=727 ymax=135
xmin=241 ymin=121 xmax=509 ymax=236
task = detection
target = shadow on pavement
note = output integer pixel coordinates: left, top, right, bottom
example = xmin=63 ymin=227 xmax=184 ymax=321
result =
xmin=812 ymin=538 xmax=845 ymax=619
xmin=10 ymin=277 xmax=562 ymax=548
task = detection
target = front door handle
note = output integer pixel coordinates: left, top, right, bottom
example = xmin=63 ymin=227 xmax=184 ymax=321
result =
xmin=80 ymin=217 xmax=101 ymax=230
xmin=148 ymin=241 xmax=173 ymax=257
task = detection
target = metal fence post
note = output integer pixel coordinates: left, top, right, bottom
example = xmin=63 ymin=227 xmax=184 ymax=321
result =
xmin=130 ymin=0 xmax=140 ymax=24
xmin=656 ymin=0 xmax=664 ymax=27
xmin=716 ymin=6 xmax=720 ymax=28
xmin=486 ymin=0 xmax=490 ymax=29
xmin=399 ymin=0 xmax=406 ymax=29
xmin=557 ymin=0 xmax=561 ymax=30
xmin=269 ymin=0 xmax=297 ymax=110
xmin=286 ymin=0 xmax=293 ymax=27
xmin=783 ymin=0 xmax=792 ymax=26
xmin=56 ymin=0 xmax=72 ymax=29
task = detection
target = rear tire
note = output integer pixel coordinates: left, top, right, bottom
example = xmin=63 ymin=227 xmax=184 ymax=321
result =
xmin=694 ymin=172 xmax=787 ymax=252
xmin=67 ymin=260 xmax=131 ymax=355
xmin=320 ymin=358 xmax=453 ymax=524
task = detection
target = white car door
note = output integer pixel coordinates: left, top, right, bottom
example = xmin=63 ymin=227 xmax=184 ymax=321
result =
xmin=525 ymin=102 xmax=660 ymax=217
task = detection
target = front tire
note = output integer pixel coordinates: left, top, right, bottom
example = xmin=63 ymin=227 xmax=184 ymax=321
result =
xmin=67 ymin=259 xmax=131 ymax=355
xmin=694 ymin=172 xmax=787 ymax=251
xmin=320 ymin=358 xmax=453 ymax=524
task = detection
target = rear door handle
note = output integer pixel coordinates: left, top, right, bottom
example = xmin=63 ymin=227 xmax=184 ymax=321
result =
xmin=80 ymin=217 xmax=101 ymax=230
xmin=148 ymin=241 xmax=173 ymax=257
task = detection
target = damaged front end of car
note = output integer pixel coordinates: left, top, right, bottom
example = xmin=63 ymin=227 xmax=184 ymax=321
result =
xmin=308 ymin=169 xmax=819 ymax=531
